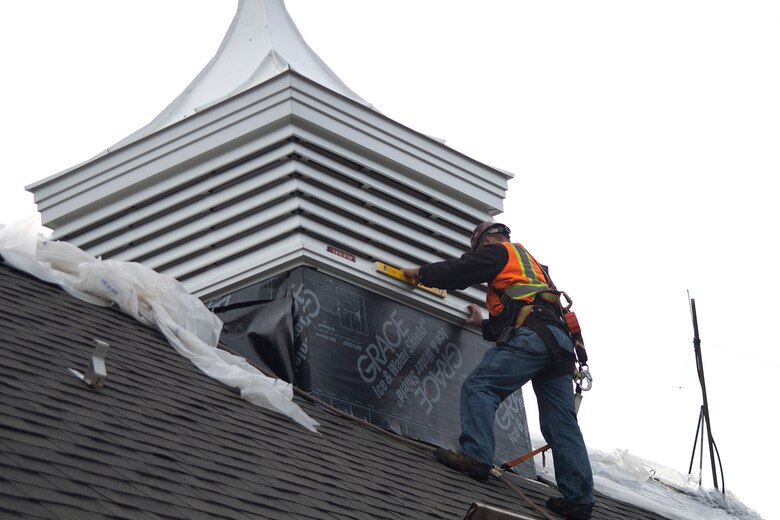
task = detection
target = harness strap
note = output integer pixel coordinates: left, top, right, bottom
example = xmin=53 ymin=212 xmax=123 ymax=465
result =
xmin=513 ymin=306 xmax=561 ymax=354
xmin=494 ymin=294 xmax=575 ymax=379
xmin=524 ymin=309 xmax=575 ymax=379
xmin=499 ymin=287 xmax=561 ymax=308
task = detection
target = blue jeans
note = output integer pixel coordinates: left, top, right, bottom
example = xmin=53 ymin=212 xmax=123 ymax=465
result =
xmin=459 ymin=325 xmax=594 ymax=504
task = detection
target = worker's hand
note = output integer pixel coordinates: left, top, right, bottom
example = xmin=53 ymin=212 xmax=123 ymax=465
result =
xmin=464 ymin=304 xmax=484 ymax=327
xmin=400 ymin=267 xmax=420 ymax=286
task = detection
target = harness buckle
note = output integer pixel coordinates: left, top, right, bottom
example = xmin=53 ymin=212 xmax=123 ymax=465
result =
xmin=574 ymin=364 xmax=592 ymax=391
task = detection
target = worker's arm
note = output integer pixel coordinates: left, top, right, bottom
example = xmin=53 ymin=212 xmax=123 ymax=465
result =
xmin=401 ymin=245 xmax=506 ymax=337
xmin=415 ymin=244 xmax=508 ymax=290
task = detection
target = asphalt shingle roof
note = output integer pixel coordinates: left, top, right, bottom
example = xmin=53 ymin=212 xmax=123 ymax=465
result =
xmin=0 ymin=262 xmax=670 ymax=520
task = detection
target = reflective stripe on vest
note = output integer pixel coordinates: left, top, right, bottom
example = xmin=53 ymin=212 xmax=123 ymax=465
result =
xmin=486 ymin=242 xmax=553 ymax=316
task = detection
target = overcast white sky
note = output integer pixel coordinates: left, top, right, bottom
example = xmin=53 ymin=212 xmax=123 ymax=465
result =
xmin=1 ymin=1 xmax=778 ymax=518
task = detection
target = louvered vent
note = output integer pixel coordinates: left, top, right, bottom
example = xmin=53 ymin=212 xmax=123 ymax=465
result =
xmin=30 ymin=72 xmax=511 ymax=323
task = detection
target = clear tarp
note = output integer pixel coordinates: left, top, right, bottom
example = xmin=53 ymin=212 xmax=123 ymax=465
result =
xmin=532 ymin=435 xmax=763 ymax=520
xmin=0 ymin=215 xmax=318 ymax=432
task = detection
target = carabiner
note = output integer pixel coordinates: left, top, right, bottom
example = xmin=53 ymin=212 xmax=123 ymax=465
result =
xmin=575 ymin=365 xmax=592 ymax=391
xmin=560 ymin=291 xmax=574 ymax=312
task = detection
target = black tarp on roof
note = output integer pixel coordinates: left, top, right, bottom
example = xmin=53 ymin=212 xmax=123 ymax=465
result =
xmin=209 ymin=266 xmax=536 ymax=477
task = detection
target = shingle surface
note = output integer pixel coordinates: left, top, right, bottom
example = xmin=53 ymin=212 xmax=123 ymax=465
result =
xmin=0 ymin=263 xmax=670 ymax=520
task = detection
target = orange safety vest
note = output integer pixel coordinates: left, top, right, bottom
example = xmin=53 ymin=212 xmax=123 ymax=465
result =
xmin=486 ymin=242 xmax=556 ymax=317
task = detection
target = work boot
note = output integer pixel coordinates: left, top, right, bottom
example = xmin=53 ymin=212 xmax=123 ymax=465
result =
xmin=545 ymin=497 xmax=594 ymax=520
xmin=433 ymin=448 xmax=491 ymax=481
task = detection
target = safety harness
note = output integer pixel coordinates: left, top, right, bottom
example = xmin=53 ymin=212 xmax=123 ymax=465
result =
xmin=491 ymin=244 xmax=592 ymax=391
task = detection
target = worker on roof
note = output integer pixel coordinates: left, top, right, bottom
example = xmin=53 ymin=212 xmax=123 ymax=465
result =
xmin=402 ymin=222 xmax=594 ymax=520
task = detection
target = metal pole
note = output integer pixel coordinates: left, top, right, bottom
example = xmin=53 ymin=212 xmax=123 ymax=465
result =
xmin=687 ymin=406 xmax=703 ymax=477
xmin=690 ymin=298 xmax=719 ymax=490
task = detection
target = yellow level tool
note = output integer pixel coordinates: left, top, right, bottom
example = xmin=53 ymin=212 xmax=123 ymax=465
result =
xmin=374 ymin=261 xmax=447 ymax=298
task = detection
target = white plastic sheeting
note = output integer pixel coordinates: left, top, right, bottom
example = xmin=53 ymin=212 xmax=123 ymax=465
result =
xmin=532 ymin=435 xmax=762 ymax=520
xmin=0 ymin=216 xmax=318 ymax=432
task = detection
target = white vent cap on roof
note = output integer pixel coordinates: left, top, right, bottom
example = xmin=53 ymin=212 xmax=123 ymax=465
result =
xmin=68 ymin=339 xmax=110 ymax=388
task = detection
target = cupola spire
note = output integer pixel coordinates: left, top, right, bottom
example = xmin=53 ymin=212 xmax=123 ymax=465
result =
xmin=116 ymin=0 xmax=369 ymax=148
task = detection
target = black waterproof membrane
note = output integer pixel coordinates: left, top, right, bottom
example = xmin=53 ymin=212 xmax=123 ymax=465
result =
xmin=209 ymin=266 xmax=535 ymax=476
